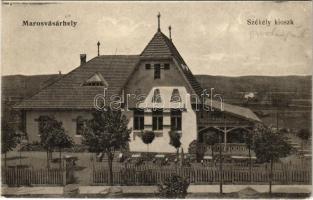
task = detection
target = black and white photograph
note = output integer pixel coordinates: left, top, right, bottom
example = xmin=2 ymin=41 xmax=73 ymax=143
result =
xmin=1 ymin=1 xmax=312 ymax=198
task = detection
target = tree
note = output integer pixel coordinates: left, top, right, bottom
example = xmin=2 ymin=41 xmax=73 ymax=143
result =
xmin=141 ymin=131 xmax=155 ymax=153
xmin=82 ymin=108 xmax=131 ymax=185
xmin=203 ymin=131 xmax=219 ymax=160
xmin=1 ymin=120 xmax=19 ymax=168
xmin=38 ymin=116 xmax=73 ymax=169
xmin=188 ymin=140 xmax=205 ymax=162
xmin=254 ymin=125 xmax=292 ymax=194
xmin=53 ymin=130 xmax=74 ymax=169
xmin=297 ymin=128 xmax=311 ymax=151
xmin=158 ymin=174 xmax=190 ymax=198
xmin=169 ymin=130 xmax=181 ymax=163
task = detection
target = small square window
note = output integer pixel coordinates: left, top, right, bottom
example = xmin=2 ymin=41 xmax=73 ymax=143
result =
xmin=164 ymin=63 xmax=170 ymax=70
xmin=145 ymin=64 xmax=151 ymax=69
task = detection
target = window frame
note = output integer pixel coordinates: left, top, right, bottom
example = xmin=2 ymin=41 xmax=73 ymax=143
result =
xmin=152 ymin=109 xmax=163 ymax=131
xmin=133 ymin=109 xmax=144 ymax=130
xmin=76 ymin=116 xmax=86 ymax=136
xmin=170 ymin=109 xmax=182 ymax=131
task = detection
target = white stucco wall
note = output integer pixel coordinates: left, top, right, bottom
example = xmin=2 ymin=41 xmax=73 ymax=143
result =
xmin=26 ymin=110 xmax=92 ymax=144
xmin=128 ymin=87 xmax=197 ymax=153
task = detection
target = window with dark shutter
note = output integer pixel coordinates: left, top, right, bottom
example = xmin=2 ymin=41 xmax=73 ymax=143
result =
xmin=152 ymin=109 xmax=163 ymax=130
xmin=133 ymin=109 xmax=144 ymax=130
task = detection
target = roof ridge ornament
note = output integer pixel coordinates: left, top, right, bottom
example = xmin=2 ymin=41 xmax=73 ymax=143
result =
xmin=157 ymin=12 xmax=161 ymax=32
xmin=169 ymin=25 xmax=172 ymax=40
xmin=97 ymin=41 xmax=100 ymax=56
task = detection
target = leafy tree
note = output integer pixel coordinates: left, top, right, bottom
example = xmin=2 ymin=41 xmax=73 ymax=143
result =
xmin=39 ymin=116 xmax=73 ymax=169
xmin=188 ymin=140 xmax=206 ymax=162
xmin=141 ymin=131 xmax=155 ymax=153
xmin=1 ymin=120 xmax=19 ymax=168
xmin=297 ymin=128 xmax=311 ymax=150
xmin=82 ymin=108 xmax=131 ymax=185
xmin=254 ymin=125 xmax=292 ymax=194
xmin=53 ymin=130 xmax=74 ymax=169
xmin=169 ymin=130 xmax=181 ymax=163
xmin=203 ymin=131 xmax=219 ymax=159
xmin=158 ymin=174 xmax=190 ymax=198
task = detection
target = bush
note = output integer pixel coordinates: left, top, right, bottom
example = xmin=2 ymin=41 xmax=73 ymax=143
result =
xmin=188 ymin=140 xmax=206 ymax=162
xmin=158 ymin=174 xmax=190 ymax=198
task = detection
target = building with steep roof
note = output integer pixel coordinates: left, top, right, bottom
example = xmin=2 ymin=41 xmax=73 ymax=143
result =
xmin=15 ymin=15 xmax=261 ymax=153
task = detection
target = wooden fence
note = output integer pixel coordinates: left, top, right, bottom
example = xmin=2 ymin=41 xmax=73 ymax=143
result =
xmin=3 ymin=167 xmax=65 ymax=186
xmin=92 ymin=165 xmax=311 ymax=186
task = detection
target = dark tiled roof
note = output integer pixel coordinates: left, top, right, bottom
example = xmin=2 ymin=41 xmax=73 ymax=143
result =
xmin=15 ymin=31 xmax=260 ymax=122
xmin=141 ymin=31 xmax=203 ymax=97
xmin=15 ymin=55 xmax=139 ymax=109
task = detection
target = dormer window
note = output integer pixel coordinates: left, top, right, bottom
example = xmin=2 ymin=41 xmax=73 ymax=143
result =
xmin=170 ymin=89 xmax=182 ymax=102
xmin=82 ymin=73 xmax=108 ymax=87
xmin=152 ymin=89 xmax=162 ymax=103
xmin=154 ymin=64 xmax=161 ymax=79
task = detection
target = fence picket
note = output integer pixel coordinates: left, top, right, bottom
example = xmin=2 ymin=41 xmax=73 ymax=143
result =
xmin=92 ymin=164 xmax=311 ymax=186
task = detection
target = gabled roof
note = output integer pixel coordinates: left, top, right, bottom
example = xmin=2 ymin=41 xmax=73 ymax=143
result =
xmin=15 ymin=55 xmax=139 ymax=109
xmin=14 ymin=29 xmax=261 ymax=123
xmin=141 ymin=31 xmax=203 ymax=97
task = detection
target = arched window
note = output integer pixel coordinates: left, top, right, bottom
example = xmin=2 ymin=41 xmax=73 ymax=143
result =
xmin=170 ymin=89 xmax=182 ymax=102
xmin=152 ymin=89 xmax=162 ymax=103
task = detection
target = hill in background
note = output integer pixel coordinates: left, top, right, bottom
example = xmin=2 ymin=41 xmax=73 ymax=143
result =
xmin=1 ymin=74 xmax=311 ymax=130
xmin=195 ymin=75 xmax=312 ymax=107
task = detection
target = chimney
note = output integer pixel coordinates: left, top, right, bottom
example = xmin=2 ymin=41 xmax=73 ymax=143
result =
xmin=80 ymin=54 xmax=86 ymax=64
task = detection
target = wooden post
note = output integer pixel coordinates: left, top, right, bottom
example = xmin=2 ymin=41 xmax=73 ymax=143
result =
xmin=219 ymin=133 xmax=223 ymax=195
xmin=231 ymin=158 xmax=234 ymax=184
xmin=62 ymin=159 xmax=67 ymax=186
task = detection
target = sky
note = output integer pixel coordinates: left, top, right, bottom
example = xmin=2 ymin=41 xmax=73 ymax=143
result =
xmin=1 ymin=1 xmax=312 ymax=76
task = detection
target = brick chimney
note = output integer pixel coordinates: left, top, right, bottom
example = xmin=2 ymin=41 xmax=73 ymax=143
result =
xmin=80 ymin=54 xmax=86 ymax=64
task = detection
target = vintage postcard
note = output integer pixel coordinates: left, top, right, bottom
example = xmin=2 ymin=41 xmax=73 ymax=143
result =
xmin=1 ymin=1 xmax=312 ymax=198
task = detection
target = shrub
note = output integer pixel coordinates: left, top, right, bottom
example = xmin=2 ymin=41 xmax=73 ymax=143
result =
xmin=158 ymin=174 xmax=190 ymax=198
xmin=188 ymin=140 xmax=206 ymax=162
